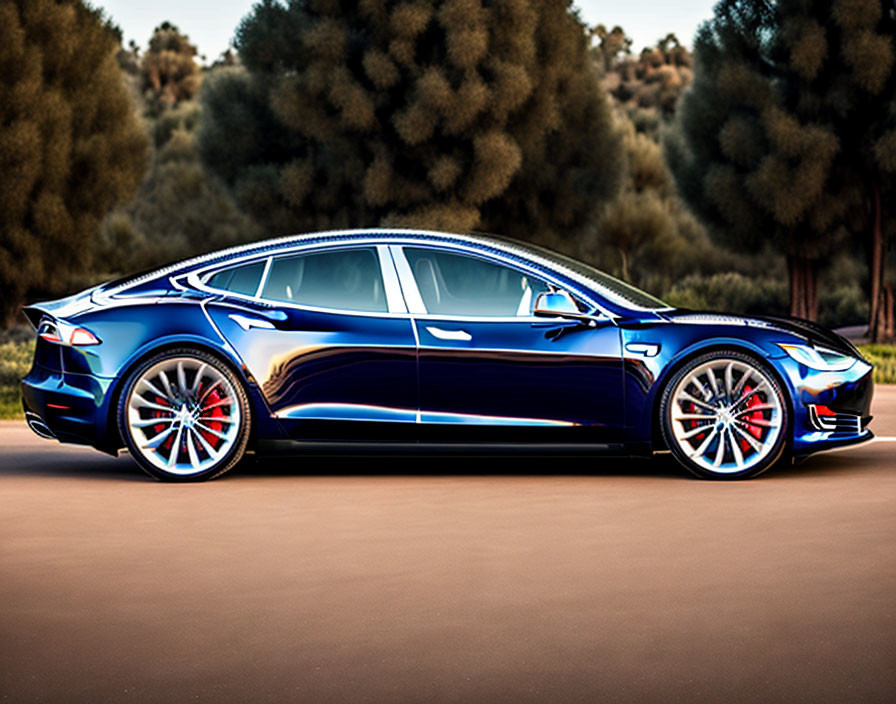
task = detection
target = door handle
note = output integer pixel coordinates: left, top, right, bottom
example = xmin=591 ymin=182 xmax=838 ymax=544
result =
xmin=229 ymin=314 xmax=276 ymax=331
xmin=426 ymin=326 xmax=472 ymax=341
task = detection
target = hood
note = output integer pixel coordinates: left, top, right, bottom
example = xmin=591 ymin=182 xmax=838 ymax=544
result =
xmin=666 ymin=311 xmax=862 ymax=358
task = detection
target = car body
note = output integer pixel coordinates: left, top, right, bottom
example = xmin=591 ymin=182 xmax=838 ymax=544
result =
xmin=21 ymin=229 xmax=874 ymax=480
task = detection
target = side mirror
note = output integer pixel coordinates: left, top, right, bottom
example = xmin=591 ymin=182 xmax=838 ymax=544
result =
xmin=534 ymin=291 xmax=585 ymax=320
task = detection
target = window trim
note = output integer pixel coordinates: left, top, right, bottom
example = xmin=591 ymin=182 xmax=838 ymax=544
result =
xmin=390 ymin=244 xmax=603 ymax=322
xmin=191 ymin=245 xmax=402 ymax=317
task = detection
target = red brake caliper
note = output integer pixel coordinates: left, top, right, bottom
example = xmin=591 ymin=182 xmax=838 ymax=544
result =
xmin=740 ymin=384 xmax=763 ymax=452
xmin=687 ymin=401 xmax=706 ymax=442
xmin=199 ymin=388 xmax=226 ymax=450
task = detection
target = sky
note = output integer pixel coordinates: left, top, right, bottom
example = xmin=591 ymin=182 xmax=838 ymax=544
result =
xmin=98 ymin=0 xmax=717 ymax=62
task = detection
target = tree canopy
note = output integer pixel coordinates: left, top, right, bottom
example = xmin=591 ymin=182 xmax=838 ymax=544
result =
xmin=200 ymin=0 xmax=623 ymax=245
xmin=0 ymin=0 xmax=147 ymax=324
xmin=667 ymin=0 xmax=896 ymax=325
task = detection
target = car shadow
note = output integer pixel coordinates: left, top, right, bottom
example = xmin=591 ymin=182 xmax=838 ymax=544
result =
xmin=0 ymin=444 xmax=878 ymax=483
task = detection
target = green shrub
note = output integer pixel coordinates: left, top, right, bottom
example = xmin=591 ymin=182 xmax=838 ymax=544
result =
xmin=859 ymin=345 xmax=896 ymax=385
xmin=663 ymin=272 xmax=788 ymax=316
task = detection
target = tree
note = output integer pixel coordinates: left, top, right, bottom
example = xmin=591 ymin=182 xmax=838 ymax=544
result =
xmin=667 ymin=0 xmax=896 ymax=324
xmin=200 ymin=0 xmax=623 ymax=245
xmin=598 ymin=29 xmax=693 ymax=128
xmin=96 ymin=117 xmax=261 ymax=276
xmin=0 ymin=0 xmax=147 ymax=325
xmin=140 ymin=21 xmax=201 ymax=116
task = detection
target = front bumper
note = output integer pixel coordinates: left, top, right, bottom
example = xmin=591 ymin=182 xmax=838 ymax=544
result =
xmin=783 ymin=356 xmax=875 ymax=456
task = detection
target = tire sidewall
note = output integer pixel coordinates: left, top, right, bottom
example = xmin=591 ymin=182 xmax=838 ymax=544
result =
xmin=117 ymin=348 xmax=252 ymax=482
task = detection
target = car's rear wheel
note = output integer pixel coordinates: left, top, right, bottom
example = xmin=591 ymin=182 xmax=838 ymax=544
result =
xmin=118 ymin=349 xmax=251 ymax=481
xmin=660 ymin=350 xmax=789 ymax=480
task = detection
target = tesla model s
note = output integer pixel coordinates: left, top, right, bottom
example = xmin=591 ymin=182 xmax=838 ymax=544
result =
xmin=21 ymin=229 xmax=874 ymax=481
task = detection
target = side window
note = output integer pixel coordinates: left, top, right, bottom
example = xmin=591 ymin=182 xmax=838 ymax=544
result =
xmin=206 ymin=260 xmax=265 ymax=297
xmin=261 ymin=247 xmax=387 ymax=313
xmin=403 ymin=248 xmax=551 ymax=317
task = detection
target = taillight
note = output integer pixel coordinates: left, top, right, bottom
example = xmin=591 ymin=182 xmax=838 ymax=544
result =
xmin=38 ymin=322 xmax=63 ymax=344
xmin=69 ymin=328 xmax=100 ymax=346
xmin=37 ymin=319 xmax=101 ymax=346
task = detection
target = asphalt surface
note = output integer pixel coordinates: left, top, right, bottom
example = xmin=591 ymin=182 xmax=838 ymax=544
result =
xmin=1 ymin=391 xmax=895 ymax=703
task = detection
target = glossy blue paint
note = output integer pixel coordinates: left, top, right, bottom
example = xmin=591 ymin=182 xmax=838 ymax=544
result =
xmin=20 ymin=229 xmax=873 ymax=464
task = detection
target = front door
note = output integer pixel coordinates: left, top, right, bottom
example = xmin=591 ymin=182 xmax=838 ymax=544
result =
xmin=392 ymin=245 xmax=624 ymax=442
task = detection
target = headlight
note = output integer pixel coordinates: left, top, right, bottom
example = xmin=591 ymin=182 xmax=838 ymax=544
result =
xmin=776 ymin=343 xmax=855 ymax=371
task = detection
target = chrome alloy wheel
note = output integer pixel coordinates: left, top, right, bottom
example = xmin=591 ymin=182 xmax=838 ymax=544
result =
xmin=668 ymin=358 xmax=783 ymax=475
xmin=126 ymin=357 xmax=241 ymax=476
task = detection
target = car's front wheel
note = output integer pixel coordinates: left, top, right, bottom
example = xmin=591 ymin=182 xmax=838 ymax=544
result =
xmin=660 ymin=351 xmax=789 ymax=479
xmin=118 ymin=348 xmax=251 ymax=481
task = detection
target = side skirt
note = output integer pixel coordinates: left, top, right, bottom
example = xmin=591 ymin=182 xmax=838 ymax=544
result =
xmin=256 ymin=439 xmax=628 ymax=457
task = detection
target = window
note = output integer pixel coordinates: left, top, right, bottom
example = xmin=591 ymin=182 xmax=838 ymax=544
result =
xmin=261 ymin=247 xmax=387 ymax=312
xmin=206 ymin=261 xmax=265 ymax=297
xmin=403 ymin=248 xmax=551 ymax=317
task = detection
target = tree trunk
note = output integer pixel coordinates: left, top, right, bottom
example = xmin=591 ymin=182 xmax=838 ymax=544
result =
xmin=867 ymin=184 xmax=894 ymax=342
xmin=788 ymin=255 xmax=818 ymax=321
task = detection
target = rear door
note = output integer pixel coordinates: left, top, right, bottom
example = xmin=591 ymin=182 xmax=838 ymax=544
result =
xmin=203 ymin=245 xmax=418 ymax=441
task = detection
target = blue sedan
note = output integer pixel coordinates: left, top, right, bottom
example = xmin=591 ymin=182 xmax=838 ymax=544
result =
xmin=21 ymin=229 xmax=874 ymax=481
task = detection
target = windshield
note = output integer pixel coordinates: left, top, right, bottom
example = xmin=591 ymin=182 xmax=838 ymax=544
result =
xmin=478 ymin=234 xmax=670 ymax=310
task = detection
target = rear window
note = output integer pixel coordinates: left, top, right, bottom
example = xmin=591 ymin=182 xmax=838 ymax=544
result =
xmin=206 ymin=261 xmax=266 ymax=297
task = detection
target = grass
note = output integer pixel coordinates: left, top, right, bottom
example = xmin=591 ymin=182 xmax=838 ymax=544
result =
xmin=0 ymin=336 xmax=893 ymax=421
xmin=0 ymin=339 xmax=33 ymax=419
xmin=858 ymin=344 xmax=896 ymax=385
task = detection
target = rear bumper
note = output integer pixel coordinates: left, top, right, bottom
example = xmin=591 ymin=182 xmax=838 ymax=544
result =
xmin=21 ymin=364 xmax=119 ymax=452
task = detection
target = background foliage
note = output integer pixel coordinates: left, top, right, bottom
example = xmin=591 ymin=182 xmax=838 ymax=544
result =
xmin=0 ymin=0 xmax=147 ymax=324
xmin=0 ymin=0 xmax=892 ymax=347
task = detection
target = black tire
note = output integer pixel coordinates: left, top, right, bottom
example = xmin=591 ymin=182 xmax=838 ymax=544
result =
xmin=117 ymin=348 xmax=252 ymax=481
xmin=659 ymin=350 xmax=790 ymax=480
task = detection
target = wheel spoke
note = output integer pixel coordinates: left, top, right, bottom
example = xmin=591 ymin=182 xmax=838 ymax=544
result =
xmin=706 ymin=370 xmax=720 ymax=397
xmin=176 ymin=361 xmax=188 ymax=397
xmin=186 ymin=429 xmax=201 ymax=469
xmin=738 ymin=417 xmax=778 ymax=429
xmin=195 ymin=421 xmax=228 ymax=440
xmin=158 ymin=370 xmax=175 ymax=402
xmin=679 ymin=423 xmax=714 ymax=440
xmin=132 ymin=396 xmax=176 ymax=414
xmin=733 ymin=423 xmax=763 ymax=453
xmin=678 ymin=392 xmax=718 ymax=413
xmin=734 ymin=403 xmax=776 ymax=416
xmin=198 ymin=415 xmax=236 ymax=424
xmin=139 ymin=377 xmax=167 ymax=399
xmin=690 ymin=426 xmax=719 ymax=458
xmin=724 ymin=362 xmax=734 ymax=399
xmin=191 ymin=363 xmax=207 ymax=395
xmin=728 ymin=427 xmax=744 ymax=468
xmin=167 ymin=424 xmax=184 ymax=467
xmin=674 ymin=412 xmax=716 ymax=422
xmin=200 ymin=397 xmax=232 ymax=413
xmin=691 ymin=376 xmax=710 ymax=401
xmin=141 ymin=423 xmax=177 ymax=449
xmin=732 ymin=366 xmax=751 ymax=399
xmin=131 ymin=417 xmax=175 ymax=428
xmin=713 ymin=429 xmax=726 ymax=467
xmin=192 ymin=427 xmax=220 ymax=459
xmin=198 ymin=379 xmax=223 ymax=405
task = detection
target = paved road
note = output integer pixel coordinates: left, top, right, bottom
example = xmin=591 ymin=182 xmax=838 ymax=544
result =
xmin=1 ymin=391 xmax=894 ymax=703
